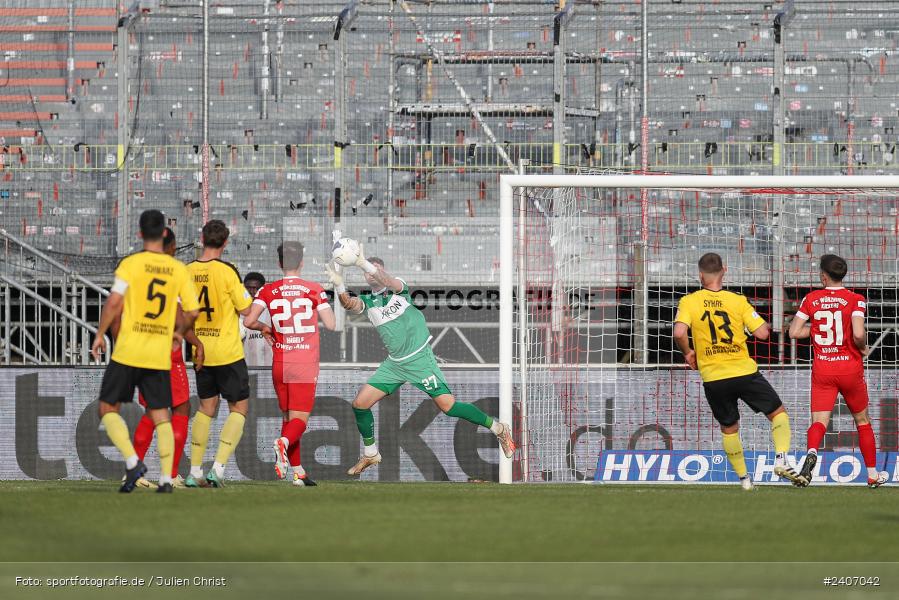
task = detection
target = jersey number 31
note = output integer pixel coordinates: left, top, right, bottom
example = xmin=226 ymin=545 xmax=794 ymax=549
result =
xmin=813 ymin=310 xmax=844 ymax=346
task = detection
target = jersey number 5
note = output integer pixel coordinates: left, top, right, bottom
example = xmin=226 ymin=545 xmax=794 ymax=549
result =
xmin=270 ymin=298 xmax=315 ymax=334
xmin=144 ymin=278 xmax=167 ymax=319
xmin=700 ymin=310 xmax=734 ymax=344
xmin=813 ymin=310 xmax=844 ymax=346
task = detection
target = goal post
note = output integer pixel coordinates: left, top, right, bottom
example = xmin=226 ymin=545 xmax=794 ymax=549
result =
xmin=499 ymin=175 xmax=899 ymax=484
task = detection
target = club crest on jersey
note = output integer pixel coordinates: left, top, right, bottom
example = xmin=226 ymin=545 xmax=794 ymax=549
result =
xmin=368 ymin=296 xmax=409 ymax=326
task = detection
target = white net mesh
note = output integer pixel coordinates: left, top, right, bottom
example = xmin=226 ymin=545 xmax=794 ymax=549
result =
xmin=511 ymin=181 xmax=899 ymax=483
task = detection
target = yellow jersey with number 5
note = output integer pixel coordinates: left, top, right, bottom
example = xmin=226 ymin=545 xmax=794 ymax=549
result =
xmin=674 ymin=289 xmax=766 ymax=382
xmin=111 ymin=251 xmax=200 ymax=370
xmin=187 ymin=259 xmax=253 ymax=366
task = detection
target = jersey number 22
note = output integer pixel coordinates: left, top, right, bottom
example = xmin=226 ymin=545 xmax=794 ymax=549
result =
xmin=271 ymin=298 xmax=314 ymax=334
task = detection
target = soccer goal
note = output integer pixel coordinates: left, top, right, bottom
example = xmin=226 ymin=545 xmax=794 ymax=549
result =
xmin=498 ymin=175 xmax=899 ymax=484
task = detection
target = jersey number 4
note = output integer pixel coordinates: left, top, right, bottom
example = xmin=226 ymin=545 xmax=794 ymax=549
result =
xmin=271 ymin=298 xmax=315 ymax=334
xmin=813 ymin=310 xmax=844 ymax=346
xmin=700 ymin=310 xmax=734 ymax=344
xmin=198 ymin=286 xmax=214 ymax=322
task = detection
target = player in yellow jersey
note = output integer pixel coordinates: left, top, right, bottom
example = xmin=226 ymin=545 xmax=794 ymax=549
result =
xmin=185 ymin=220 xmax=254 ymax=487
xmin=673 ymin=252 xmax=806 ymax=490
xmin=91 ymin=209 xmax=200 ymax=493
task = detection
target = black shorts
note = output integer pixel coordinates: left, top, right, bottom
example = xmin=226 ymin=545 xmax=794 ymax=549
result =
xmin=702 ymin=371 xmax=783 ymax=427
xmin=99 ymin=360 xmax=172 ymax=410
xmin=195 ymin=359 xmax=250 ymax=402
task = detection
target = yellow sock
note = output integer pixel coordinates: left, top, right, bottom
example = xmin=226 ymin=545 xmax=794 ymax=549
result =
xmin=155 ymin=421 xmax=174 ymax=483
xmin=101 ymin=413 xmax=137 ymax=462
xmin=214 ymin=412 xmax=246 ymax=466
xmin=771 ymin=412 xmax=791 ymax=455
xmin=190 ymin=412 xmax=213 ymax=468
xmin=722 ymin=432 xmax=748 ymax=478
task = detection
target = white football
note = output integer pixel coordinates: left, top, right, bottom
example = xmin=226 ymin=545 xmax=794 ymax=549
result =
xmin=332 ymin=237 xmax=361 ymax=266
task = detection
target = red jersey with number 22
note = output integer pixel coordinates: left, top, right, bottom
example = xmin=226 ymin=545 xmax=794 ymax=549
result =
xmin=796 ymin=287 xmax=866 ymax=374
xmin=253 ymin=276 xmax=330 ymax=365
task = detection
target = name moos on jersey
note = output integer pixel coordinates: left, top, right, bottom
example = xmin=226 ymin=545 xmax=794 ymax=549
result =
xmin=594 ymin=450 xmax=899 ymax=484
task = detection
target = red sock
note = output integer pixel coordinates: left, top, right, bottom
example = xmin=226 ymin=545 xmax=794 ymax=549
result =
xmin=171 ymin=414 xmax=189 ymax=478
xmin=282 ymin=418 xmax=307 ymax=467
xmin=807 ymin=421 xmax=826 ymax=452
xmin=857 ymin=423 xmax=877 ymax=468
xmin=288 ymin=440 xmax=301 ymax=467
xmin=282 ymin=418 xmax=306 ymax=445
xmin=133 ymin=415 xmax=155 ymax=461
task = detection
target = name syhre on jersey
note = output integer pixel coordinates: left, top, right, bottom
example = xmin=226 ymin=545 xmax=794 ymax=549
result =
xmin=797 ymin=288 xmax=866 ymax=370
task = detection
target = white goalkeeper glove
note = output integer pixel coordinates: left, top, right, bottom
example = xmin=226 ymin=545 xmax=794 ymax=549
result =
xmin=353 ymin=242 xmax=378 ymax=274
xmin=325 ymin=261 xmax=346 ymax=294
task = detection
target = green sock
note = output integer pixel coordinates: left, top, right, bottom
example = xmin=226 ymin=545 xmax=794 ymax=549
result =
xmin=353 ymin=407 xmax=376 ymax=446
xmin=445 ymin=401 xmax=493 ymax=429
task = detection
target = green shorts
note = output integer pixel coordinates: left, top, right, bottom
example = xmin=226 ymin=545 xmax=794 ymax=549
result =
xmin=368 ymin=347 xmax=452 ymax=398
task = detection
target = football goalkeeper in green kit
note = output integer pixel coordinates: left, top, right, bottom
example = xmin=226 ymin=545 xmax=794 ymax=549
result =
xmin=327 ymin=240 xmax=516 ymax=475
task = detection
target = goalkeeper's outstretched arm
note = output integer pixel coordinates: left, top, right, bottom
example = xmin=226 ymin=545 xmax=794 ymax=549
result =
xmin=366 ymin=266 xmax=404 ymax=294
xmin=326 ymin=262 xmax=365 ymax=315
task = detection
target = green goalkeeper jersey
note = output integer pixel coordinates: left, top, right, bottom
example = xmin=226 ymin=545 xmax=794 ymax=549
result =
xmin=359 ymin=279 xmax=432 ymax=361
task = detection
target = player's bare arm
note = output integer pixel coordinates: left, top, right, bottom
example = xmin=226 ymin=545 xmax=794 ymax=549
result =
xmin=326 ymin=261 xmax=365 ymax=314
xmin=750 ymin=322 xmax=771 ymax=341
xmin=672 ymin=322 xmax=697 ymax=370
xmin=788 ymin=314 xmax=811 ymax=339
xmin=243 ymin=302 xmax=267 ymax=330
xmin=339 ymin=292 xmax=365 ymax=314
xmin=319 ymin=305 xmax=337 ymax=331
xmin=178 ymin=306 xmax=205 ymax=370
xmin=368 ymin=267 xmax=404 ymax=294
xmin=91 ymin=291 xmax=124 ymax=360
xmin=851 ymin=314 xmax=867 ymax=352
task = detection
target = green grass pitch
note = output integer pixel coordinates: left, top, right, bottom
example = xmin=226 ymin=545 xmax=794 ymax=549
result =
xmin=2 ymin=481 xmax=898 ymax=599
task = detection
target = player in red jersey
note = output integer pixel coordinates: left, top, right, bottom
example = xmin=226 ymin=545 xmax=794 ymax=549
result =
xmin=789 ymin=254 xmax=888 ymax=488
xmin=243 ymin=241 xmax=336 ymax=486
xmin=118 ymin=229 xmax=205 ymax=488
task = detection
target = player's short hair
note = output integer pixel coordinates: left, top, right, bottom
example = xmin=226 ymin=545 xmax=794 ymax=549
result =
xmin=139 ymin=209 xmax=165 ymax=241
xmin=698 ymin=252 xmax=724 ymax=274
xmin=163 ymin=227 xmax=176 ymax=249
xmin=820 ymin=254 xmax=848 ymax=282
xmin=243 ymin=271 xmax=265 ymax=287
xmin=278 ymin=241 xmax=304 ymax=271
xmin=368 ymin=256 xmax=385 ymax=268
xmin=201 ymin=219 xmax=229 ymax=248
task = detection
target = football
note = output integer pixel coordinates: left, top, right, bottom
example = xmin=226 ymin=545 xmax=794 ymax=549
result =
xmin=331 ymin=237 xmax=361 ymax=266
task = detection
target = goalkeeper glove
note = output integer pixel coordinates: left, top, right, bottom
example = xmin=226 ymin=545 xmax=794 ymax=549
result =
xmin=326 ymin=261 xmax=347 ymax=294
xmin=354 ymin=242 xmax=378 ymax=274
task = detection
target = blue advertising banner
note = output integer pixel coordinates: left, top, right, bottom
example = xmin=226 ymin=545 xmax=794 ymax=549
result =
xmin=595 ymin=450 xmax=897 ymax=485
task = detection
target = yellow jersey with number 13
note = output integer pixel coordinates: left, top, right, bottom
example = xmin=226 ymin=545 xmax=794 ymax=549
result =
xmin=674 ymin=289 xmax=766 ymax=383
xmin=111 ymin=251 xmax=200 ymax=370
xmin=187 ymin=258 xmax=253 ymax=366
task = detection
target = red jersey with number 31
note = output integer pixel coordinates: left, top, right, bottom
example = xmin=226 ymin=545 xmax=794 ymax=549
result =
xmin=252 ymin=276 xmax=330 ymax=364
xmin=796 ymin=287 xmax=866 ymax=374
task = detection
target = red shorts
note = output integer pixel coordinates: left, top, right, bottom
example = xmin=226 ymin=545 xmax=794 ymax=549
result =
xmin=139 ymin=354 xmax=190 ymax=409
xmin=810 ymin=369 xmax=868 ymax=414
xmin=272 ymin=361 xmax=318 ymax=413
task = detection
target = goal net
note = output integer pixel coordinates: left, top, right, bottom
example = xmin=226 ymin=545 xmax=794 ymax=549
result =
xmin=498 ymin=175 xmax=899 ymax=484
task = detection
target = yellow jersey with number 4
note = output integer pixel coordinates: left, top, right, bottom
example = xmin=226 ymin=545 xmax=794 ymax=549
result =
xmin=674 ymin=289 xmax=766 ymax=382
xmin=187 ymin=258 xmax=253 ymax=366
xmin=112 ymin=251 xmax=200 ymax=370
